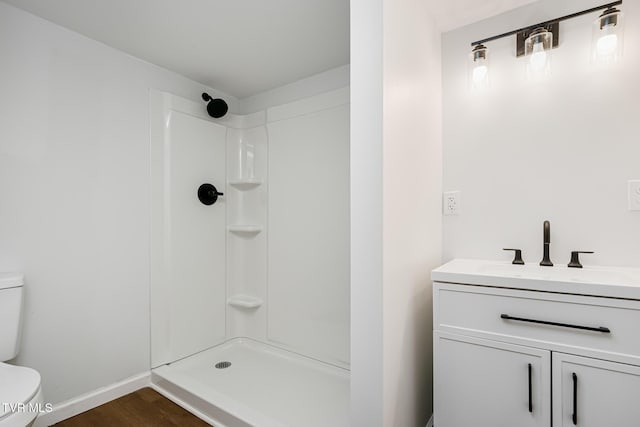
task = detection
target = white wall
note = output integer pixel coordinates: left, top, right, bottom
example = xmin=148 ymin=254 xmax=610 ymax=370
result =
xmin=350 ymin=0 xmax=384 ymax=424
xmin=382 ymin=0 xmax=442 ymax=425
xmin=0 ymin=2 xmax=236 ymax=404
xmin=443 ymin=0 xmax=640 ymax=268
xmin=351 ymin=0 xmax=442 ymax=425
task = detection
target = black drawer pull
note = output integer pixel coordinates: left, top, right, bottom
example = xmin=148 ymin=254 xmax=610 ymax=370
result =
xmin=572 ymin=372 xmax=578 ymax=425
xmin=500 ymin=314 xmax=610 ymax=333
xmin=528 ymin=363 xmax=533 ymax=413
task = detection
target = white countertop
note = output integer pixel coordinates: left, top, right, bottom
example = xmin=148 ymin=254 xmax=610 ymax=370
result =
xmin=432 ymin=259 xmax=640 ymax=300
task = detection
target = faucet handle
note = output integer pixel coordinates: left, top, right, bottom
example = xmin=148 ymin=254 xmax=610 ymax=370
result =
xmin=503 ymin=248 xmax=525 ymax=265
xmin=568 ymin=251 xmax=594 ymax=269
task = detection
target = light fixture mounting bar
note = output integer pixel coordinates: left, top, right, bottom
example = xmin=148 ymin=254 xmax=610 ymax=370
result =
xmin=470 ymin=0 xmax=623 ymax=47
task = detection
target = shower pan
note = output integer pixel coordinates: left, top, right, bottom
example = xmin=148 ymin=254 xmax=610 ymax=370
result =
xmin=149 ymin=88 xmax=350 ymax=426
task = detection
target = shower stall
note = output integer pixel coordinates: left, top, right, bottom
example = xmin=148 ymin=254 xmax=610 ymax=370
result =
xmin=149 ymin=87 xmax=350 ymax=426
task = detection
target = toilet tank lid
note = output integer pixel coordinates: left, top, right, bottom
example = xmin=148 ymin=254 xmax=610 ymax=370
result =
xmin=0 ymin=273 xmax=23 ymax=290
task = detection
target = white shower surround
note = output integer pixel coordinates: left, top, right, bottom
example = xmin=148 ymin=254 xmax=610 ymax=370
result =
xmin=150 ymin=87 xmax=350 ymax=425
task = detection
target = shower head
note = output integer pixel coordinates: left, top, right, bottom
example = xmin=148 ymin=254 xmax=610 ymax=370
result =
xmin=202 ymin=92 xmax=228 ymax=119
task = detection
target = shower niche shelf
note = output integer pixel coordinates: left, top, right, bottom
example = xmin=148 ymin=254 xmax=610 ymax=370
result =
xmin=227 ymin=294 xmax=263 ymax=309
xmin=228 ymin=179 xmax=263 ymax=190
xmin=227 ymin=225 xmax=263 ymax=235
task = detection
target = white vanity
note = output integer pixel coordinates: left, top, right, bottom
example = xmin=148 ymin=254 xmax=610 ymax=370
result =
xmin=432 ymin=259 xmax=640 ymax=427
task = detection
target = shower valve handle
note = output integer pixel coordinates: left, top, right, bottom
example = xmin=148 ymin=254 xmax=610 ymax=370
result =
xmin=198 ymin=183 xmax=224 ymax=205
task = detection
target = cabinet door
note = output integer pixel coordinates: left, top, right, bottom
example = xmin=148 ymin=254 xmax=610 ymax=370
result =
xmin=434 ymin=332 xmax=550 ymax=427
xmin=553 ymin=353 xmax=640 ymax=427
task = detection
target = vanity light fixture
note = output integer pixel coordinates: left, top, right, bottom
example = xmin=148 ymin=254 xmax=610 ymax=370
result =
xmin=468 ymin=1 xmax=623 ymax=87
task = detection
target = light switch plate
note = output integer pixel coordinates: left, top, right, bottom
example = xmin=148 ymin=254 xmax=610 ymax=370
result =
xmin=629 ymin=180 xmax=640 ymax=211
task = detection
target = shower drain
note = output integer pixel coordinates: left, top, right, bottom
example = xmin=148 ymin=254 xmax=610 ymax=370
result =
xmin=215 ymin=361 xmax=232 ymax=369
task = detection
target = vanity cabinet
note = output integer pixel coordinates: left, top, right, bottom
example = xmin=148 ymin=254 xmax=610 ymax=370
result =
xmin=433 ymin=279 xmax=640 ymax=427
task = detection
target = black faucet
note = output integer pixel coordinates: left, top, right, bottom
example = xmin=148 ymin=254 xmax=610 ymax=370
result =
xmin=540 ymin=220 xmax=553 ymax=266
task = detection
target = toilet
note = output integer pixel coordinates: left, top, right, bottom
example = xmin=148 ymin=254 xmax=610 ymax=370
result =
xmin=0 ymin=273 xmax=43 ymax=427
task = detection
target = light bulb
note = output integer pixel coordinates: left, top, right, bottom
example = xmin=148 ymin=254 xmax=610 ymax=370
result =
xmin=597 ymin=33 xmax=618 ymax=55
xmin=597 ymin=24 xmax=618 ymax=56
xmin=472 ymin=63 xmax=487 ymax=83
xmin=529 ymin=41 xmax=547 ymax=71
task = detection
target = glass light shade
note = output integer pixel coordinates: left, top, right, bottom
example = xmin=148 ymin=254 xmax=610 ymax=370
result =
xmin=592 ymin=8 xmax=624 ymax=64
xmin=468 ymin=45 xmax=489 ymax=90
xmin=525 ymin=28 xmax=552 ymax=79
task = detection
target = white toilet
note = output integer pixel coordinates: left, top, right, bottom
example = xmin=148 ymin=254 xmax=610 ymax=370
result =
xmin=0 ymin=273 xmax=43 ymax=427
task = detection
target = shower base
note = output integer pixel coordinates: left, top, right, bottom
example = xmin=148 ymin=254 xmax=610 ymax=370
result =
xmin=151 ymin=338 xmax=350 ymax=427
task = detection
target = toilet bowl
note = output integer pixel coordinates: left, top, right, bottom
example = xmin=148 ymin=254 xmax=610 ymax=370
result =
xmin=0 ymin=363 xmax=43 ymax=427
xmin=0 ymin=273 xmax=44 ymax=427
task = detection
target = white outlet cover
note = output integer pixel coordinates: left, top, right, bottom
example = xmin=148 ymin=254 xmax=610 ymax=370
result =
xmin=443 ymin=191 xmax=460 ymax=215
xmin=629 ymin=180 xmax=640 ymax=211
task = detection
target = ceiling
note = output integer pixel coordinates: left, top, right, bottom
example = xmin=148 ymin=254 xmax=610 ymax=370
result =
xmin=430 ymin=0 xmax=539 ymax=32
xmin=3 ymin=0 xmax=537 ymax=98
xmin=3 ymin=0 xmax=350 ymax=98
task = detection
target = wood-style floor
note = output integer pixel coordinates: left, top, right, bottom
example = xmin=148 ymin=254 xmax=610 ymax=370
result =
xmin=52 ymin=388 xmax=212 ymax=427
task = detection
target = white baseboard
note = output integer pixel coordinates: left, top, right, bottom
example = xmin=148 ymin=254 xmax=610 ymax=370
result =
xmin=426 ymin=414 xmax=434 ymax=427
xmin=149 ymin=382 xmax=227 ymax=427
xmin=33 ymin=372 xmax=150 ymax=427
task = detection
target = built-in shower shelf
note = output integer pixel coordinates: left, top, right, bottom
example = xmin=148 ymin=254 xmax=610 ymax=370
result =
xmin=228 ymin=179 xmax=263 ymax=190
xmin=228 ymin=225 xmax=263 ymax=235
xmin=227 ymin=295 xmax=263 ymax=309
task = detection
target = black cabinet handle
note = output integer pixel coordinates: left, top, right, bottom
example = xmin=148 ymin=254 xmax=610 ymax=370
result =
xmin=528 ymin=363 xmax=533 ymax=413
xmin=500 ymin=314 xmax=610 ymax=333
xmin=572 ymin=372 xmax=578 ymax=425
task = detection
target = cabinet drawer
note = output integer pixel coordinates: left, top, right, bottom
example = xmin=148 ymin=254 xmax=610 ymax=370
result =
xmin=434 ymin=283 xmax=640 ymax=361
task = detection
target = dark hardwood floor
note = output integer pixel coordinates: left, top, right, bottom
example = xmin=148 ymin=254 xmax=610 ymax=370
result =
xmin=52 ymin=388 xmax=212 ymax=427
